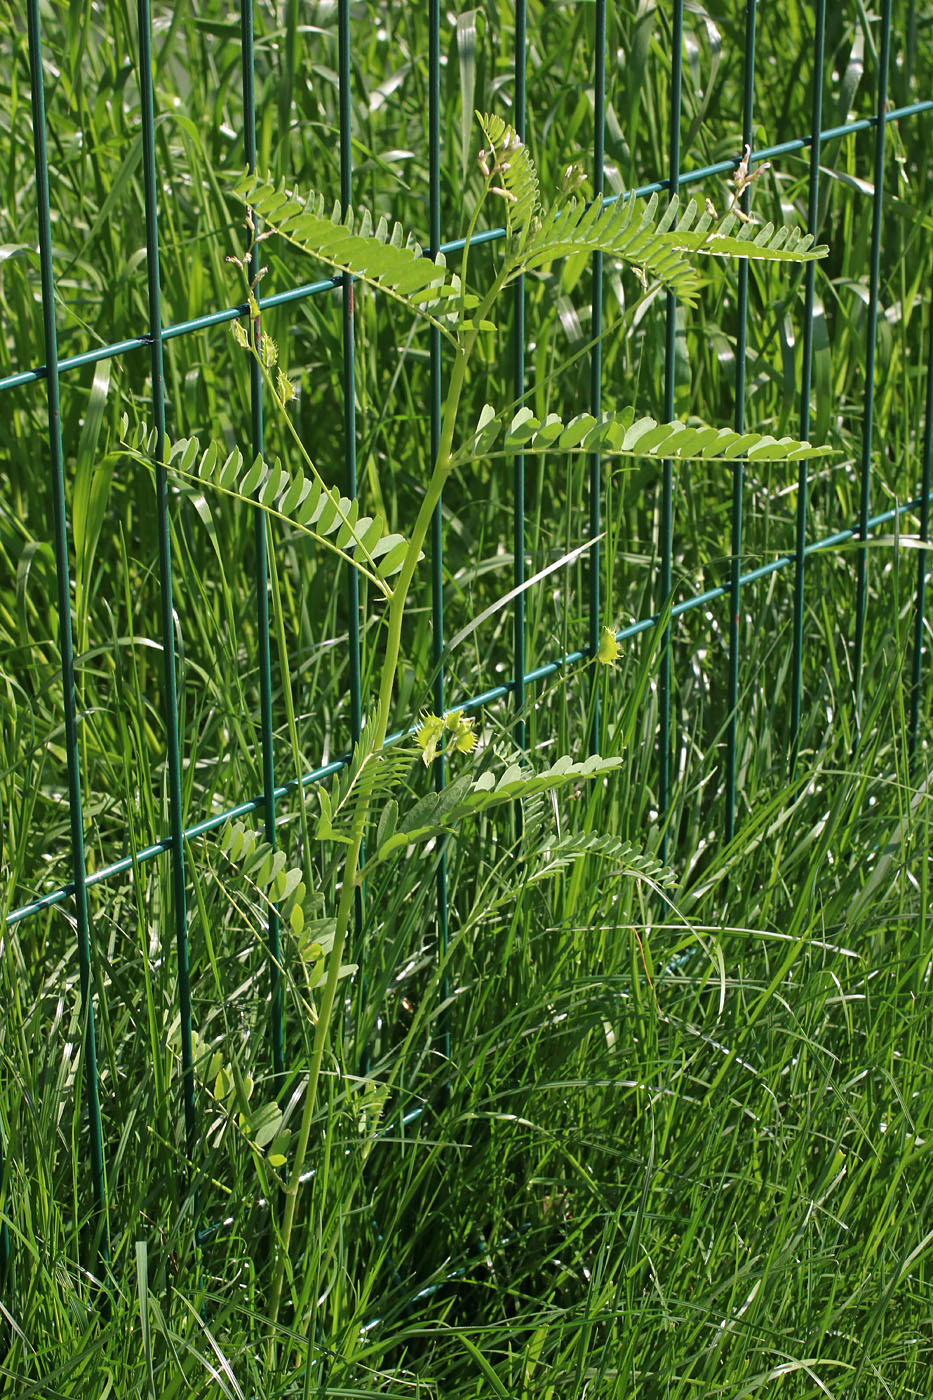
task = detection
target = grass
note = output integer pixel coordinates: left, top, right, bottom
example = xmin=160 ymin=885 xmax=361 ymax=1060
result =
xmin=1 ymin=0 xmax=933 ymax=1394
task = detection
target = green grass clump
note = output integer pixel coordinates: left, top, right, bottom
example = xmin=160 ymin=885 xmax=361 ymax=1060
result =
xmin=1 ymin=1 xmax=933 ymax=1395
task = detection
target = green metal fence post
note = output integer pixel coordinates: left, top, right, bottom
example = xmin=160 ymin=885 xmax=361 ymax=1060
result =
xmin=26 ymin=0 xmax=108 ymax=1263
xmin=588 ymin=0 xmax=607 ymax=756
xmin=790 ymin=0 xmax=827 ymax=773
xmin=338 ymin=0 xmax=362 ymax=763
xmin=513 ymin=0 xmax=527 ymax=766
xmin=240 ymin=0 xmax=284 ymax=1093
xmin=853 ymin=0 xmax=893 ymax=733
xmin=724 ymin=0 xmax=758 ymax=843
xmin=428 ymin=0 xmax=450 ymax=1077
xmin=337 ymin=0 xmax=369 ymax=1075
xmin=659 ymin=0 xmax=684 ymax=860
xmin=137 ymin=0 xmax=197 ymax=1171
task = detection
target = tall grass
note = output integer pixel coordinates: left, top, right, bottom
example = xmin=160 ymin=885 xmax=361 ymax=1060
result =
xmin=1 ymin=0 xmax=932 ymax=1394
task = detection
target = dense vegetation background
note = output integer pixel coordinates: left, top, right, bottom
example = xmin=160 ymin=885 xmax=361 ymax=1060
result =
xmin=1 ymin=1 xmax=932 ymax=1395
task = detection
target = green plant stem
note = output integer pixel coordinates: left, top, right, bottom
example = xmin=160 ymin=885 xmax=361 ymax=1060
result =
xmin=459 ymin=170 xmax=494 ymax=315
xmin=267 ymin=344 xmax=471 ymax=1334
xmin=266 ymin=538 xmax=313 ymax=891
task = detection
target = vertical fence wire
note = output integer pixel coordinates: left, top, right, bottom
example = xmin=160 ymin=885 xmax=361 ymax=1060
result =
xmin=338 ymin=2 xmax=362 ymax=758
xmin=909 ymin=312 xmax=933 ymax=763
xmin=240 ymin=0 xmax=284 ymax=1090
xmin=26 ymin=0 xmax=108 ymax=1255
xmin=659 ymin=0 xmax=684 ymax=860
xmin=588 ymin=0 xmax=606 ymax=756
xmin=724 ymin=0 xmax=757 ymax=842
xmin=337 ymin=0 xmax=368 ymax=1071
xmin=513 ymin=2 xmax=527 ymax=765
xmin=791 ymin=0 xmax=827 ymax=772
xmin=853 ymin=0 xmax=893 ymax=730
xmin=428 ymin=0 xmax=449 ymax=1073
xmin=137 ymin=0 xmax=197 ymax=1170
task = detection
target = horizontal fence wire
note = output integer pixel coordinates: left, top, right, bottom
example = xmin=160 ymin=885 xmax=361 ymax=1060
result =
xmin=6 ymin=487 xmax=931 ymax=930
xmin=1 ymin=106 xmax=930 ymax=397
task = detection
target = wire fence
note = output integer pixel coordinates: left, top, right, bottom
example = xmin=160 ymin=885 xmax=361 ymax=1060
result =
xmin=3 ymin=0 xmax=932 ymax=1272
